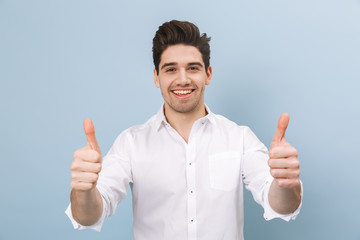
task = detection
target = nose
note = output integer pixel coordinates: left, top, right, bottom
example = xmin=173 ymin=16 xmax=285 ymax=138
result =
xmin=178 ymin=69 xmax=190 ymax=85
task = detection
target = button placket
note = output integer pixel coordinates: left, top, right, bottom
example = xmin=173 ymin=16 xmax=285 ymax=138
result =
xmin=186 ymin=137 xmax=197 ymax=240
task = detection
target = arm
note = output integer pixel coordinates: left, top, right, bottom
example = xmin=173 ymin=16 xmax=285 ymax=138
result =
xmin=268 ymin=179 xmax=301 ymax=214
xmin=70 ymin=188 xmax=103 ymax=226
xmin=70 ymin=119 xmax=103 ymax=226
xmin=268 ymin=113 xmax=302 ymax=214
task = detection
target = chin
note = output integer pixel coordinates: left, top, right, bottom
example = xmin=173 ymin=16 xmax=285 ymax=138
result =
xmin=168 ymin=101 xmax=200 ymax=114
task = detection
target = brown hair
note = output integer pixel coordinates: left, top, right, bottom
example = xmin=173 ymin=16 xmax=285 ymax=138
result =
xmin=152 ymin=20 xmax=211 ymax=73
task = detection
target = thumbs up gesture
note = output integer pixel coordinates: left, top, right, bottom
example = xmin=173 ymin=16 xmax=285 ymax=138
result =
xmin=268 ymin=113 xmax=300 ymax=189
xmin=70 ymin=119 xmax=102 ymax=191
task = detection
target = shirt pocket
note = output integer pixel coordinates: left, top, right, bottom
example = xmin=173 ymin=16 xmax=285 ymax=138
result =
xmin=208 ymin=152 xmax=241 ymax=191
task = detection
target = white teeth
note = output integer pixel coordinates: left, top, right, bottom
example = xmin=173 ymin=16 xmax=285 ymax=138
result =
xmin=173 ymin=90 xmax=192 ymax=95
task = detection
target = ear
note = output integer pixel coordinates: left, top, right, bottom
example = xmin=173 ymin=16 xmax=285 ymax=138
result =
xmin=154 ymin=69 xmax=160 ymax=88
xmin=205 ymin=66 xmax=212 ymax=85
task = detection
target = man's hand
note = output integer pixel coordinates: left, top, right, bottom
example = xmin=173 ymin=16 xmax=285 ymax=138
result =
xmin=268 ymin=113 xmax=300 ymax=188
xmin=267 ymin=113 xmax=301 ymax=214
xmin=70 ymin=119 xmax=103 ymax=225
xmin=70 ymin=119 xmax=102 ymax=191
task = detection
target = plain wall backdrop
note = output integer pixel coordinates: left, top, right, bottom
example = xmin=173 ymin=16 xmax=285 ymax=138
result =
xmin=1 ymin=0 xmax=359 ymax=239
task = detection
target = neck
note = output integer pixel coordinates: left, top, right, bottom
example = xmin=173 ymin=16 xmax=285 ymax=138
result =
xmin=164 ymin=102 xmax=207 ymax=143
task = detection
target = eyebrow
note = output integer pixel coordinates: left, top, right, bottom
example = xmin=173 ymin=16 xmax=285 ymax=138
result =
xmin=188 ymin=62 xmax=203 ymax=68
xmin=160 ymin=62 xmax=204 ymax=70
xmin=160 ymin=62 xmax=177 ymax=70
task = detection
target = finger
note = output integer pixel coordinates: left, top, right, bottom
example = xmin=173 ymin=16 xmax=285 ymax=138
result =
xmin=270 ymin=168 xmax=300 ymax=179
xmin=73 ymin=148 xmax=102 ymax=163
xmin=275 ymin=178 xmax=300 ymax=188
xmin=71 ymin=161 xmax=102 ymax=173
xmin=70 ymin=181 xmax=95 ymax=191
xmin=268 ymin=157 xmax=300 ymax=169
xmin=83 ymin=118 xmax=100 ymax=152
xmin=269 ymin=146 xmax=298 ymax=158
xmin=71 ymin=171 xmax=99 ymax=183
xmin=272 ymin=113 xmax=290 ymax=143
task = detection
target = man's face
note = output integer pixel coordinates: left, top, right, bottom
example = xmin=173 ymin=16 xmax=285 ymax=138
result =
xmin=154 ymin=44 xmax=212 ymax=114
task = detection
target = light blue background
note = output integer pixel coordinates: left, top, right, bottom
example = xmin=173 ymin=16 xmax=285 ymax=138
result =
xmin=1 ymin=0 xmax=359 ymax=239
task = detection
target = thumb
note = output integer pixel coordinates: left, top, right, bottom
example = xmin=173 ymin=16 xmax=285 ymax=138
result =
xmin=272 ymin=113 xmax=290 ymax=144
xmin=83 ymin=118 xmax=101 ymax=152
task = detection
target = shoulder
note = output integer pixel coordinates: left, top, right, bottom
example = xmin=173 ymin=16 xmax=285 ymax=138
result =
xmin=210 ymin=113 xmax=262 ymax=145
xmin=106 ymin=113 xmax=158 ymax=154
xmin=211 ymin=112 xmax=249 ymax=132
xmin=114 ymin=113 xmax=158 ymax=142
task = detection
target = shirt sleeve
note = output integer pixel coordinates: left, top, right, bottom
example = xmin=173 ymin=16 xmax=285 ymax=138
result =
xmin=64 ymin=195 xmax=107 ymax=232
xmin=65 ymin=131 xmax=134 ymax=231
xmin=263 ymin=179 xmax=303 ymax=221
xmin=241 ymin=126 xmax=302 ymax=221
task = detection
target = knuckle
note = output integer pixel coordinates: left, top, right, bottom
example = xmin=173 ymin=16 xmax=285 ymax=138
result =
xmin=86 ymin=173 xmax=97 ymax=183
xmin=293 ymin=148 xmax=298 ymax=157
xmin=71 ymin=171 xmax=78 ymax=180
xmin=268 ymin=159 xmax=273 ymax=167
xmin=73 ymin=149 xmax=81 ymax=159
xmin=88 ymin=150 xmax=100 ymax=162
xmin=269 ymin=149 xmax=275 ymax=157
xmin=95 ymin=163 xmax=102 ymax=173
xmin=288 ymin=147 xmax=298 ymax=157
xmin=94 ymin=151 xmax=102 ymax=162
xmin=93 ymin=173 xmax=99 ymax=182
xmin=293 ymin=160 xmax=300 ymax=169
xmin=70 ymin=162 xmax=78 ymax=171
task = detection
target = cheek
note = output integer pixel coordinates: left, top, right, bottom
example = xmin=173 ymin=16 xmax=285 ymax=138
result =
xmin=160 ymin=83 xmax=171 ymax=96
xmin=197 ymin=78 xmax=207 ymax=88
xmin=157 ymin=76 xmax=169 ymax=90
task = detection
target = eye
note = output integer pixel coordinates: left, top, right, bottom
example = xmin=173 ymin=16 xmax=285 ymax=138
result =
xmin=166 ymin=68 xmax=175 ymax=72
xmin=189 ymin=66 xmax=199 ymax=71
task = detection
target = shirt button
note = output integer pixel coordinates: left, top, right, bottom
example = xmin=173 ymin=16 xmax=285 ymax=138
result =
xmin=190 ymin=190 xmax=193 ymax=194
xmin=191 ymin=219 xmax=194 ymax=222
xmin=189 ymin=163 xmax=192 ymax=165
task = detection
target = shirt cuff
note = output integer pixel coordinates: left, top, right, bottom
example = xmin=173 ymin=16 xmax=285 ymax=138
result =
xmin=65 ymin=194 xmax=107 ymax=232
xmin=263 ymin=178 xmax=303 ymax=222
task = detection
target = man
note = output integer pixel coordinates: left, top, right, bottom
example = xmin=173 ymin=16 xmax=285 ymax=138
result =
xmin=66 ymin=20 xmax=302 ymax=240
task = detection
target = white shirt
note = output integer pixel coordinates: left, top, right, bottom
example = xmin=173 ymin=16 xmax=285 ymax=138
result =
xmin=66 ymin=105 xmax=302 ymax=240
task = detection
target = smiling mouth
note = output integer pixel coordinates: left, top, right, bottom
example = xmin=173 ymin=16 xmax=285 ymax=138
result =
xmin=171 ymin=89 xmax=194 ymax=96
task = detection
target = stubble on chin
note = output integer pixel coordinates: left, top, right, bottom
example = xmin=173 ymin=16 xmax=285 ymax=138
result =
xmin=168 ymin=100 xmax=199 ymax=113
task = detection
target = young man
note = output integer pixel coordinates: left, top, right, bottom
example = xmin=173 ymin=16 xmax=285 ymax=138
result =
xmin=66 ymin=20 xmax=302 ymax=240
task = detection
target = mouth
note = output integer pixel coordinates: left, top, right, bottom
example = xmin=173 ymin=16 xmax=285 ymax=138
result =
xmin=171 ymin=89 xmax=195 ymax=99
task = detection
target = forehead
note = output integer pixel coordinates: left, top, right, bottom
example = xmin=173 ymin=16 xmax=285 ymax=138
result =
xmin=160 ymin=44 xmax=203 ymax=65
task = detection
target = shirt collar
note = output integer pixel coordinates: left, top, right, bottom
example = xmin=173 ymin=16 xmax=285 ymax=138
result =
xmin=204 ymin=104 xmax=216 ymax=126
xmin=154 ymin=105 xmax=168 ymax=131
xmin=154 ymin=104 xmax=216 ymax=131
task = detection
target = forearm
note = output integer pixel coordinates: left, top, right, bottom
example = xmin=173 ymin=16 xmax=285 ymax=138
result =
xmin=268 ymin=179 xmax=301 ymax=214
xmin=70 ymin=188 xmax=103 ymax=226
